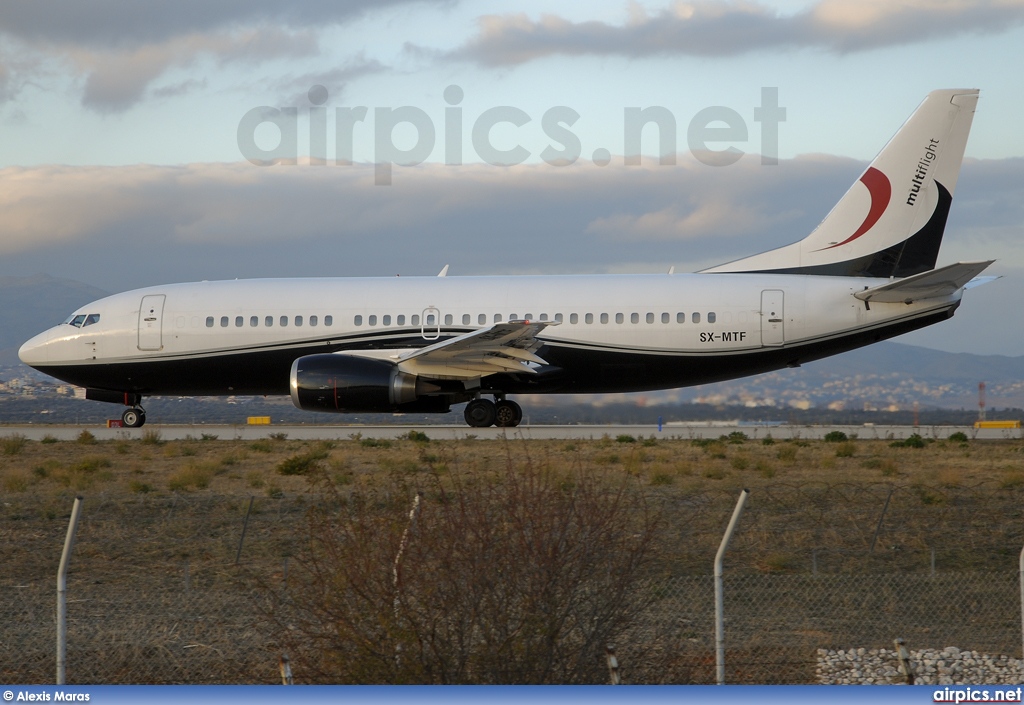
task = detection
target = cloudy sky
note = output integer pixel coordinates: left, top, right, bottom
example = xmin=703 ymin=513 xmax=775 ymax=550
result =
xmin=0 ymin=0 xmax=1022 ymax=355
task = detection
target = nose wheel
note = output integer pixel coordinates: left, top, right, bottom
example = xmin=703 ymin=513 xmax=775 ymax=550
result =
xmin=122 ymin=407 xmax=147 ymax=428
xmin=463 ymin=398 xmax=522 ymax=428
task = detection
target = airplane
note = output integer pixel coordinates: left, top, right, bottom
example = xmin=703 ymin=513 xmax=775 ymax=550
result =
xmin=20 ymin=88 xmax=995 ymax=429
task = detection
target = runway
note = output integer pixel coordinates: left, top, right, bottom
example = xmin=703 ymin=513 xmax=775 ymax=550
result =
xmin=1 ymin=423 xmax=1018 ymax=441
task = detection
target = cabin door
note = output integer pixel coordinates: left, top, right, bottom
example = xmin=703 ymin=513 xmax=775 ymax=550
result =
xmin=138 ymin=295 xmax=166 ymax=351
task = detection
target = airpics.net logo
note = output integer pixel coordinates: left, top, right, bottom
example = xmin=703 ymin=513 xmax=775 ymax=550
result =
xmin=236 ymin=86 xmax=786 ymax=185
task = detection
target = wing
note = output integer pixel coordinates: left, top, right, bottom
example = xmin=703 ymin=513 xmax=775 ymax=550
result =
xmin=854 ymin=260 xmax=995 ymax=304
xmin=395 ymin=320 xmax=557 ymax=380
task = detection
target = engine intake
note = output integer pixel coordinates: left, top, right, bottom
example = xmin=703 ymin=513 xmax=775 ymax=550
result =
xmin=290 ymin=354 xmax=448 ymax=413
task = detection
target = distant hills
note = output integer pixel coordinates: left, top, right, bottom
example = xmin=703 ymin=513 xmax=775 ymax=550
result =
xmin=0 ymin=273 xmax=1020 ymax=412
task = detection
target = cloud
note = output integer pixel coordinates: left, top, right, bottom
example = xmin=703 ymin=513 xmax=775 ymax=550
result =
xmin=449 ymin=0 xmax=1024 ymax=65
xmin=74 ymin=27 xmax=320 ymax=112
xmin=273 ymin=56 xmax=389 ymax=106
xmin=0 ymin=0 xmax=429 ymax=113
xmin=0 ymin=1 xmax=426 ymax=49
xmin=0 ymin=155 xmax=1020 ymax=294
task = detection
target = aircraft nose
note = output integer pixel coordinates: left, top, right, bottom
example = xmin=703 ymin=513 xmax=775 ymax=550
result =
xmin=19 ymin=329 xmax=55 ymax=367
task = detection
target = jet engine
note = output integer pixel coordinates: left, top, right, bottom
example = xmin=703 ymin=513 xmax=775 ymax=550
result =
xmin=289 ymin=354 xmax=449 ymax=413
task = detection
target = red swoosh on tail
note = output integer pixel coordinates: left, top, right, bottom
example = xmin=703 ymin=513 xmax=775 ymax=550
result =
xmin=818 ymin=167 xmax=891 ymax=251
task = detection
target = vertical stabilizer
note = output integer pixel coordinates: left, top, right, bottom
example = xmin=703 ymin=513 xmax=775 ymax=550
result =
xmin=704 ymin=89 xmax=978 ymax=277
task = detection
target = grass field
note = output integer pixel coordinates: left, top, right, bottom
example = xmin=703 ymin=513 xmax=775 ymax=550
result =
xmin=2 ymin=430 xmax=1023 ymax=684
xmin=2 ymin=430 xmax=1023 ymax=580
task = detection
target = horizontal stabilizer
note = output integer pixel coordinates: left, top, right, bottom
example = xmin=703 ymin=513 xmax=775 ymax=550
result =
xmin=854 ymin=260 xmax=995 ymax=304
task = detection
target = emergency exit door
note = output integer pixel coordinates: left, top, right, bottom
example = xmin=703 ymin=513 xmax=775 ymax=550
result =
xmin=760 ymin=290 xmax=784 ymax=347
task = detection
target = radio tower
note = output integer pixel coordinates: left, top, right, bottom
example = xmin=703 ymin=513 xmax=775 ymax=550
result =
xmin=978 ymin=382 xmax=986 ymax=422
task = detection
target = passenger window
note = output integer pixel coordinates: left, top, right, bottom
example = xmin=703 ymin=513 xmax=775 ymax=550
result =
xmin=540 ymin=313 xmax=548 ymax=321
xmin=677 ymin=312 xmax=685 ymax=323
xmin=708 ymin=312 xmax=716 ymax=324
xmin=600 ymin=313 xmax=609 ymax=324
xmin=427 ymin=314 xmax=435 ymax=325
xmin=510 ymin=313 xmax=518 ymax=321
xmin=280 ymin=316 xmax=288 ymax=327
xmin=310 ymin=315 xmax=318 ymax=326
xmin=397 ymin=314 xmax=405 ymax=325
xmin=661 ymin=312 xmax=669 ymax=324
xmin=369 ymin=315 xmax=377 ymax=326
xmin=569 ymin=313 xmax=578 ymax=324
xmin=354 ymin=315 xmax=363 ymax=326
xmin=444 ymin=314 xmax=452 ymax=325
xmin=265 ymin=316 xmax=273 ymax=327
xmin=206 ymin=316 xmax=214 ymax=328
xmin=325 ymin=316 xmax=333 ymax=326
xmin=295 ymin=315 xmax=303 ymax=327
xmin=615 ymin=313 xmax=624 ymax=324
xmin=494 ymin=314 xmax=502 ymax=323
xmin=220 ymin=316 xmax=229 ymax=327
xmin=462 ymin=314 xmax=470 ymax=325
xmin=646 ymin=313 xmax=654 ymax=324
xmin=692 ymin=312 xmax=701 ymax=324
xmin=630 ymin=313 xmax=639 ymax=324
xmin=524 ymin=313 xmax=533 ymax=321
xmin=554 ymin=313 xmax=562 ymax=323
xmin=585 ymin=313 xmax=593 ymax=324
xmin=478 ymin=314 xmax=486 ymax=325
xmin=383 ymin=315 xmax=391 ymax=326
xmin=412 ymin=314 xmax=420 ymax=325
xmin=250 ymin=316 xmax=258 ymax=327
xmin=235 ymin=316 xmax=243 ymax=327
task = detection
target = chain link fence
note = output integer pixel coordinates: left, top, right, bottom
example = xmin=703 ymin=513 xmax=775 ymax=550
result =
xmin=3 ymin=482 xmax=1024 ymax=684
xmin=3 ymin=569 xmax=1021 ymax=684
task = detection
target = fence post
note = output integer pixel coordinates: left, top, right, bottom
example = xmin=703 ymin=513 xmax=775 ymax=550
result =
xmin=605 ymin=644 xmax=620 ymax=684
xmin=235 ymin=496 xmax=254 ymax=565
xmin=1019 ymin=543 xmax=1024 ymax=659
xmin=716 ymin=488 xmax=749 ymax=686
xmin=57 ymin=496 xmax=84 ymax=685
xmin=894 ymin=638 xmax=915 ymax=684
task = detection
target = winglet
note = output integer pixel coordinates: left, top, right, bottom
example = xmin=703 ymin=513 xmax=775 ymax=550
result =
xmin=438 ymin=264 xmax=449 ymax=277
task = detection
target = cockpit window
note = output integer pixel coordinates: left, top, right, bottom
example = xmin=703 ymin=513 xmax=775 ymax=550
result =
xmin=65 ymin=313 xmax=100 ymax=328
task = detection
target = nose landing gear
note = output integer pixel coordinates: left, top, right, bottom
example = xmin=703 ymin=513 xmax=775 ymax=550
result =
xmin=463 ymin=396 xmax=522 ymax=428
xmin=121 ymin=406 xmax=147 ymax=428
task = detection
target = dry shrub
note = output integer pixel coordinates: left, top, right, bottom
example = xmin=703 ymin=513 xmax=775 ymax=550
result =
xmin=264 ymin=447 xmax=666 ymax=684
xmin=168 ymin=464 xmax=215 ymax=491
xmin=2 ymin=471 xmax=30 ymax=492
xmin=1 ymin=434 xmax=28 ymax=456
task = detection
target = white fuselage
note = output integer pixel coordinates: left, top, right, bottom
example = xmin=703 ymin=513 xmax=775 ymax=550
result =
xmin=19 ymin=272 xmax=959 ymax=398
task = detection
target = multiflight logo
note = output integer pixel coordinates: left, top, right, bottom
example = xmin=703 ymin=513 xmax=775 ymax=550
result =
xmin=907 ymin=138 xmax=940 ymax=206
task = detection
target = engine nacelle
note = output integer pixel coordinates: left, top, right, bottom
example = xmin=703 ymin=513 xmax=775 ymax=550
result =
xmin=289 ymin=354 xmax=449 ymax=413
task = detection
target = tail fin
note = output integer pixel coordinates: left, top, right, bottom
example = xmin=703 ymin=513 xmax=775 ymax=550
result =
xmin=703 ymin=89 xmax=979 ymax=278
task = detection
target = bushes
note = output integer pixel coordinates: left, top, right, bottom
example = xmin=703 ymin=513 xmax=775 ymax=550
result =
xmin=823 ymin=431 xmax=848 ymax=443
xmin=276 ymin=447 xmax=330 ymax=476
xmin=265 ymin=452 xmax=664 ymax=684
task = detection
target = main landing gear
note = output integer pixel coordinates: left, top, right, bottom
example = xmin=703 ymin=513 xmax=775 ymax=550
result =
xmin=464 ymin=397 xmax=523 ymax=428
xmin=121 ymin=406 xmax=147 ymax=428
